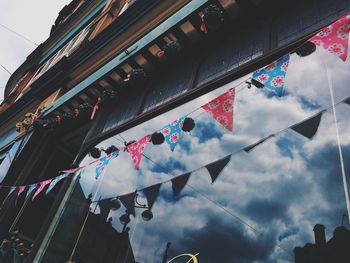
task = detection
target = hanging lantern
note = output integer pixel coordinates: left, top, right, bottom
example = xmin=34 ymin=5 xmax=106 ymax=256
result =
xmin=141 ymin=209 xmax=153 ymax=221
xmin=62 ymin=112 xmax=76 ymax=123
xmin=32 ymin=119 xmax=45 ymax=131
xmin=104 ymin=145 xmax=119 ymax=155
xmin=119 ymin=213 xmax=130 ymax=225
xmin=110 ymin=198 xmax=121 ymax=211
xmin=181 ymin=117 xmax=195 ymax=132
xmin=46 ymin=117 xmax=59 ymax=129
xmin=127 ymin=69 xmax=147 ymax=85
xmin=79 ymin=103 xmax=93 ymax=117
xmin=102 ymin=89 xmax=118 ymax=104
xmin=90 ymin=147 xmax=101 ymax=159
xmin=295 ymin=42 xmax=316 ymax=57
xmin=163 ymin=41 xmax=181 ymax=59
xmin=203 ymin=4 xmax=225 ymax=30
xmin=151 ymin=132 xmax=165 ymax=145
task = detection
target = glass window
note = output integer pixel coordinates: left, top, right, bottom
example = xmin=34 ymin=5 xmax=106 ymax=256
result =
xmin=24 ymin=26 xmax=91 ymax=90
xmin=39 ymin=49 xmax=350 ymax=262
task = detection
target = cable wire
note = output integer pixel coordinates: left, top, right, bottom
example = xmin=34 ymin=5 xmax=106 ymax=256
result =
xmin=0 ymin=23 xmax=39 ymax=46
xmin=0 ymin=63 xmax=12 ymax=75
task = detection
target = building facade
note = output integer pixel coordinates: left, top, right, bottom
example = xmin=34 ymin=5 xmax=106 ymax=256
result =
xmin=1 ymin=0 xmax=350 ymax=262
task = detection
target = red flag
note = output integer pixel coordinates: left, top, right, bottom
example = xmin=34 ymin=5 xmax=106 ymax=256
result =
xmin=32 ymin=179 xmax=51 ymax=201
xmin=17 ymin=186 xmax=26 ymax=197
xmin=127 ymin=135 xmax=151 ymax=170
xmin=201 ymin=88 xmax=235 ymax=131
xmin=309 ymin=14 xmax=350 ymax=61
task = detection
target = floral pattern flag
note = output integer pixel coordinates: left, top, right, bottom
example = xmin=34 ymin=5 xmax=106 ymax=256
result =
xmin=95 ymin=151 xmax=119 ymax=179
xmin=26 ymin=184 xmax=38 ymax=199
xmin=309 ymin=14 xmax=350 ymax=61
xmin=17 ymin=186 xmax=26 ymax=197
xmin=201 ymin=88 xmax=235 ymax=131
xmin=127 ymin=135 xmax=152 ymax=170
xmin=161 ymin=115 xmax=187 ymax=152
xmin=46 ymin=173 xmax=70 ymax=194
xmin=32 ymin=180 xmax=52 ymax=201
xmin=252 ymin=55 xmax=290 ymax=96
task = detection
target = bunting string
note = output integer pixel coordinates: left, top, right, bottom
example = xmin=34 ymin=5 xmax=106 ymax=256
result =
xmin=1 ymin=95 xmax=349 ymax=201
xmin=1 ymin=13 xmax=350 ymax=203
xmin=96 ymin=94 xmax=350 ymax=203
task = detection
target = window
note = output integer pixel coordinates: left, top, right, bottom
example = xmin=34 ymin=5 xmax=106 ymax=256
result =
xmin=24 ymin=26 xmax=91 ymax=91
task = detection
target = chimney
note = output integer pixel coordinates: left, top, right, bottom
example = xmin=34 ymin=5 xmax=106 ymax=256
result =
xmin=313 ymin=224 xmax=326 ymax=245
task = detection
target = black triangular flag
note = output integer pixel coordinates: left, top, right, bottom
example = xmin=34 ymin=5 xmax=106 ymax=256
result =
xmin=205 ymin=156 xmax=231 ymax=183
xmin=171 ymin=173 xmax=191 ymax=196
xmin=119 ymin=191 xmax=137 ymax=216
xmin=143 ymin=183 xmax=161 ymax=209
xmin=343 ymin=97 xmax=350 ymax=105
xmin=291 ymin=113 xmax=322 ymax=139
xmin=243 ymin=135 xmax=274 ymax=152
xmin=98 ymin=198 xmax=112 ymax=222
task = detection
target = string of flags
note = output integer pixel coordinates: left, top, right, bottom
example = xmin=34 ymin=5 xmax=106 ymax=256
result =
xmin=97 ymin=99 xmax=348 ymax=221
xmin=1 ymin=93 xmax=349 ymax=203
xmin=1 ymin=13 xmax=350 ymax=204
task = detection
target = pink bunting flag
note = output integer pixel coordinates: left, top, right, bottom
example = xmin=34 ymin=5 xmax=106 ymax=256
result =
xmin=127 ymin=135 xmax=152 ymax=170
xmin=32 ymin=179 xmax=52 ymax=201
xmin=309 ymin=14 xmax=350 ymax=61
xmin=17 ymin=186 xmax=26 ymax=197
xmin=201 ymin=88 xmax=235 ymax=131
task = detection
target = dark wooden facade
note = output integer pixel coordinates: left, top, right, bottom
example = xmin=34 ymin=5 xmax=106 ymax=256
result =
xmin=0 ymin=0 xmax=350 ymax=262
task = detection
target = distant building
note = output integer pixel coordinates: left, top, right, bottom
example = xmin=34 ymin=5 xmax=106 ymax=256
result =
xmin=294 ymin=224 xmax=350 ymax=263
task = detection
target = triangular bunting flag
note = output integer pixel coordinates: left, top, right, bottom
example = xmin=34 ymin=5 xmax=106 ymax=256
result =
xmin=17 ymin=186 xmax=26 ymax=197
xmin=252 ymin=54 xmax=290 ymax=96
xmin=127 ymin=135 xmax=151 ymax=170
xmin=243 ymin=135 xmax=274 ymax=153
xmin=343 ymin=97 xmax=350 ymax=105
xmin=161 ymin=115 xmax=187 ymax=151
xmin=7 ymin=186 xmax=16 ymax=197
xmin=98 ymin=198 xmax=112 ymax=221
xmin=95 ymin=151 xmax=119 ymax=179
xmin=119 ymin=191 xmax=137 ymax=216
xmin=46 ymin=173 xmax=69 ymax=194
xmin=309 ymin=15 xmax=350 ymax=61
xmin=32 ymin=180 xmax=52 ymax=201
xmin=205 ymin=155 xmax=231 ymax=183
xmin=143 ymin=183 xmax=161 ymax=209
xmin=26 ymin=184 xmax=38 ymax=200
xmin=171 ymin=173 xmax=191 ymax=196
xmin=201 ymin=88 xmax=235 ymax=131
xmin=290 ymin=113 xmax=322 ymax=139
xmin=1 ymin=186 xmax=16 ymax=205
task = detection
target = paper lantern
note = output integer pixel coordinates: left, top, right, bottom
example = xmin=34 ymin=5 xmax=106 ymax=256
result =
xmin=295 ymin=42 xmax=316 ymax=57
xmin=151 ymin=132 xmax=165 ymax=145
xmin=203 ymin=4 xmax=225 ymax=30
xmin=90 ymin=147 xmax=101 ymax=159
xmin=181 ymin=117 xmax=195 ymax=132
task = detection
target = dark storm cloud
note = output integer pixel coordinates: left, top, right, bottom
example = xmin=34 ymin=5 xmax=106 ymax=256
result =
xmin=278 ymin=227 xmax=299 ymax=241
xmin=244 ymin=199 xmax=288 ymax=223
xmin=171 ymin=215 xmax=278 ymax=263
xmin=150 ymin=157 xmax=187 ymax=174
xmin=193 ymin=122 xmax=223 ymax=143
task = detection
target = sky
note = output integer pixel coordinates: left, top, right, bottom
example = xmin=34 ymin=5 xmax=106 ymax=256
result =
xmin=43 ymin=49 xmax=350 ymax=263
xmin=0 ymin=0 xmax=71 ymax=99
